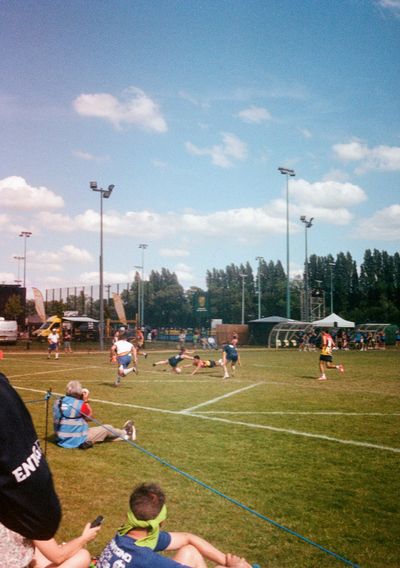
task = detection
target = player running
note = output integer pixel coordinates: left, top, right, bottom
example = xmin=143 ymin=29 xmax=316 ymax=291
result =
xmin=222 ymin=338 xmax=240 ymax=379
xmin=110 ymin=331 xmax=138 ymax=387
xmin=317 ymin=329 xmax=345 ymax=381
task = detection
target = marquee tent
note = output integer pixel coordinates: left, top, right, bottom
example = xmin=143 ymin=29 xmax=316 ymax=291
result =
xmin=311 ymin=312 xmax=355 ymax=328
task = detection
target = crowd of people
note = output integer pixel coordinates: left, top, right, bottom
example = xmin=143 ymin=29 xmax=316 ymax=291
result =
xmin=0 ymin=371 xmax=254 ymax=567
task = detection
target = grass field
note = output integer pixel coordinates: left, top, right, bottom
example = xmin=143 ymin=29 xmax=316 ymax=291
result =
xmin=1 ymin=345 xmax=399 ymax=567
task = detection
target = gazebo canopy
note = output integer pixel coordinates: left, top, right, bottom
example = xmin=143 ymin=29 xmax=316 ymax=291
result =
xmin=311 ymin=312 xmax=355 ymax=328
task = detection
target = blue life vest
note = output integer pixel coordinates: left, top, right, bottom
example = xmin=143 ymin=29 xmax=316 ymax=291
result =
xmin=53 ymin=395 xmax=88 ymax=448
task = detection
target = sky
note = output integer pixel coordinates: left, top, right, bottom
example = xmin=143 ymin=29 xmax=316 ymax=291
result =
xmin=1 ymin=0 xmax=399 ymax=298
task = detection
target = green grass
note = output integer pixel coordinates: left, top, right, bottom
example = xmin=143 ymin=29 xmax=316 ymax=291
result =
xmin=1 ymin=347 xmax=399 ymax=567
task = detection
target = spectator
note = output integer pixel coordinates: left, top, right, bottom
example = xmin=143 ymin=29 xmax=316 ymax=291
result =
xmin=0 ymin=372 xmax=61 ymax=565
xmin=1 ymin=520 xmax=101 ymax=568
xmin=53 ymin=381 xmax=135 ymax=448
xmin=97 ymin=482 xmax=252 ymax=568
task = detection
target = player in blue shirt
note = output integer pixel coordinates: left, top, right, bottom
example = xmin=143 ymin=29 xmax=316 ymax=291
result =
xmin=222 ymin=338 xmax=240 ymax=379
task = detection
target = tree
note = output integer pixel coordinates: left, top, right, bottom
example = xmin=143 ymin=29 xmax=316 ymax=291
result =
xmin=4 ymin=294 xmax=24 ymax=321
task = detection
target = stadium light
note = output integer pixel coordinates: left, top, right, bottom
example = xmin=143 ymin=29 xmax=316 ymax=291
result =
xmin=13 ymin=255 xmax=24 ymax=285
xmin=239 ymin=273 xmax=246 ymax=324
xmin=329 ymin=262 xmax=335 ymax=314
xmin=300 ymin=216 xmax=314 ymax=321
xmin=138 ymin=244 xmax=148 ymax=328
xmin=134 ymin=265 xmax=142 ymax=327
xmin=255 ymin=256 xmax=264 ymax=319
xmin=278 ymin=167 xmax=296 ymax=319
xmin=19 ymin=231 xmax=32 ymax=288
xmin=90 ymin=181 xmax=115 ymax=351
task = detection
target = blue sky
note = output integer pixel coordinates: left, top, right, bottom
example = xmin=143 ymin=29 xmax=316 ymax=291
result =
xmin=1 ymin=0 xmax=399 ymax=296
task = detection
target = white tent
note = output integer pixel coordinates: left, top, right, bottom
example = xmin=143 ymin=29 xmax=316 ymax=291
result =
xmin=311 ymin=312 xmax=355 ymax=328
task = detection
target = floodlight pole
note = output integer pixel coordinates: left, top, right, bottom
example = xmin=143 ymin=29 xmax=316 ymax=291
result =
xmin=19 ymin=231 xmax=32 ymax=288
xmin=90 ymin=181 xmax=115 ymax=351
xmin=278 ymin=167 xmax=296 ymax=319
xmin=255 ymin=256 xmax=264 ymax=319
xmin=14 ymin=255 xmax=24 ymax=285
xmin=239 ymin=273 xmax=246 ymax=324
xmin=300 ymin=216 xmax=314 ymax=321
xmin=329 ymin=262 xmax=335 ymax=314
xmin=139 ymin=244 xmax=148 ymax=328
xmin=134 ymin=265 xmax=142 ymax=327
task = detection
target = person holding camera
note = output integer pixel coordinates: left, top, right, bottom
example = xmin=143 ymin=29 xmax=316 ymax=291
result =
xmin=53 ymin=380 xmax=135 ymax=449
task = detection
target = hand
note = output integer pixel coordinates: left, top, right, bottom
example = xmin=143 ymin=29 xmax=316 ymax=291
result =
xmin=225 ymin=553 xmax=252 ymax=568
xmin=81 ymin=522 xmax=101 ymax=544
xmin=81 ymin=388 xmax=90 ymax=401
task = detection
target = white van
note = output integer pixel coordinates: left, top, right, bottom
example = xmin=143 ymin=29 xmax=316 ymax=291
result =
xmin=0 ymin=318 xmax=18 ymax=344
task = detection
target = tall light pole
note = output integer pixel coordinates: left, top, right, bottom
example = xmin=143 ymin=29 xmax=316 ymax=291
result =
xmin=19 ymin=231 xmax=32 ymax=288
xmin=134 ymin=265 xmax=142 ymax=327
xmin=300 ymin=216 xmax=314 ymax=321
xmin=239 ymin=273 xmax=246 ymax=324
xmin=255 ymin=256 xmax=264 ymax=319
xmin=90 ymin=181 xmax=115 ymax=351
xmin=14 ymin=255 xmax=24 ymax=285
xmin=329 ymin=262 xmax=335 ymax=314
xmin=138 ymin=244 xmax=148 ymax=328
xmin=278 ymin=167 xmax=296 ymax=319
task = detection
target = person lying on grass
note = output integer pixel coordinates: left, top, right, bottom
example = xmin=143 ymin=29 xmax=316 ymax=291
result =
xmin=96 ymin=482 xmax=252 ymax=568
xmin=183 ymin=355 xmax=223 ymax=376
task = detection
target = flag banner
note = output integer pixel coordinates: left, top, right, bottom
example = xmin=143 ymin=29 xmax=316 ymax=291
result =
xmin=112 ymin=293 xmax=127 ymax=325
xmin=32 ymin=287 xmax=47 ymax=322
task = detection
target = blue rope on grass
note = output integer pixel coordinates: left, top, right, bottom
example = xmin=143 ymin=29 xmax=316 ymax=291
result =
xmin=60 ymin=398 xmax=360 ymax=568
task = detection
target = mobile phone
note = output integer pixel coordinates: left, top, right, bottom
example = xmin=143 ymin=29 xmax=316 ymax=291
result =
xmin=90 ymin=515 xmax=104 ymax=528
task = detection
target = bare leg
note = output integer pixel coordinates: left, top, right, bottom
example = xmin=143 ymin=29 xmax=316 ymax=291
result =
xmin=173 ymin=544 xmax=207 ymax=568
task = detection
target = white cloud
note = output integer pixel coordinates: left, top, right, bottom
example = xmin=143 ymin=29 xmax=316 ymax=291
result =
xmin=333 ymin=140 xmax=400 ymax=172
xmin=238 ymin=106 xmax=271 ymax=123
xmin=0 ymin=272 xmax=15 ymax=284
xmin=185 ymin=132 xmax=247 ymax=168
xmin=0 ymin=176 xmax=64 ymax=210
xmin=73 ymin=87 xmax=168 ymax=132
xmin=352 ymin=204 xmax=400 ymax=240
xmin=174 ymin=263 xmax=196 ymax=284
xmin=299 ymin=128 xmax=312 ymax=139
xmin=0 ymin=213 xmax=24 ymax=234
xmin=73 ymin=150 xmax=109 ymax=161
xmin=159 ymin=248 xmax=189 ymax=257
xmin=291 ymin=179 xmax=367 ymax=208
xmin=79 ymin=271 xmax=130 ymax=285
xmin=376 ymin=0 xmax=400 ymax=17
xmin=28 ymin=245 xmax=94 ymax=273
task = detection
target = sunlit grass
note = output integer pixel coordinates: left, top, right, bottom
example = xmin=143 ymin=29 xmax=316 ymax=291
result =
xmin=2 ymin=346 xmax=399 ymax=567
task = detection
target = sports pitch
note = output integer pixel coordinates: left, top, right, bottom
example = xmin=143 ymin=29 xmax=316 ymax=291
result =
xmin=2 ymin=346 xmax=399 ymax=567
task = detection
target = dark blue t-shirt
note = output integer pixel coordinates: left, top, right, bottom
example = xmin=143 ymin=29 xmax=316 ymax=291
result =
xmin=97 ymin=531 xmax=190 ymax=568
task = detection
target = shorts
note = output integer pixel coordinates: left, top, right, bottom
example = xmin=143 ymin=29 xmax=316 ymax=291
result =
xmin=117 ymin=355 xmax=132 ymax=368
xmin=319 ymin=354 xmax=333 ymax=362
xmin=48 ymin=343 xmax=58 ymax=351
xmin=227 ymin=355 xmax=238 ymax=363
xmin=168 ymin=357 xmax=178 ymax=367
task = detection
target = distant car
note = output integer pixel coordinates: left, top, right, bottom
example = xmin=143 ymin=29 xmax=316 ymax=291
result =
xmin=0 ymin=318 xmax=18 ymax=345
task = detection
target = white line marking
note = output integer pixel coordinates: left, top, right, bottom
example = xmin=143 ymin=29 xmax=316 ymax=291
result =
xmin=9 ymin=366 xmax=102 ymax=378
xmin=184 ymin=412 xmax=400 ymax=454
xmin=14 ymin=386 xmax=400 ymax=454
xmin=180 ymin=383 xmax=264 ymax=413
xmin=194 ymin=411 xmax=400 ymax=416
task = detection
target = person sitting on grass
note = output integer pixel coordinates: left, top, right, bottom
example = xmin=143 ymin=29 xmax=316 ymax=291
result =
xmin=152 ymin=348 xmax=194 ymax=374
xmin=96 ymin=482 xmax=252 ymax=568
xmin=53 ymin=380 xmax=135 ymax=449
xmin=30 ymin=520 xmax=101 ymax=568
xmin=183 ymin=355 xmax=223 ymax=376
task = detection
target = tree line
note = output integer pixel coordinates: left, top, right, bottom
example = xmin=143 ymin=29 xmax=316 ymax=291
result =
xmin=14 ymin=248 xmax=400 ymax=327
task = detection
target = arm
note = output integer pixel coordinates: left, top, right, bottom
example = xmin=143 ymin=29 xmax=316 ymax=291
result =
xmin=34 ymin=523 xmax=100 ymax=564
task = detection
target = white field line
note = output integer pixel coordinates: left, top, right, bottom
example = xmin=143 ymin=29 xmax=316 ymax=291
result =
xmin=8 ymin=366 xmax=102 ymax=379
xmin=180 ymin=383 xmax=264 ymax=413
xmin=194 ymin=410 xmax=400 ymax=416
xmin=13 ymin=386 xmax=400 ymax=454
xmin=184 ymin=412 xmax=400 ymax=454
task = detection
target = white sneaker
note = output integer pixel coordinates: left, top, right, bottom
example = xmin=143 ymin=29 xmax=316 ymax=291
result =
xmin=223 ymin=374 xmax=230 ymax=379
